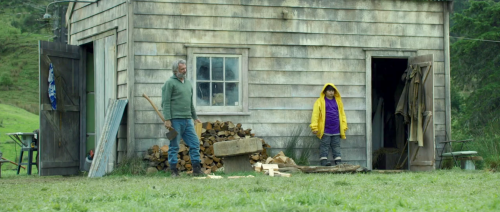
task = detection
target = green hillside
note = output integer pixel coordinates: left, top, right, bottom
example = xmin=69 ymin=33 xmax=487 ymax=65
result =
xmin=0 ymin=104 xmax=39 ymax=170
xmin=0 ymin=0 xmax=53 ymax=114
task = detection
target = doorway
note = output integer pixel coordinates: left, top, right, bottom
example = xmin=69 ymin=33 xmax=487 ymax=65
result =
xmin=371 ymin=58 xmax=408 ymax=170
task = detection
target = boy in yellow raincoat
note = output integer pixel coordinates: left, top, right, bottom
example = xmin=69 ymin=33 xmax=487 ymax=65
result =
xmin=310 ymin=83 xmax=348 ymax=166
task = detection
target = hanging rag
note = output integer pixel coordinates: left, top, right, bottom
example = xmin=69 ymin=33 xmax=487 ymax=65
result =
xmin=48 ymin=63 xmax=57 ymax=110
xmin=395 ymin=65 xmax=426 ymax=146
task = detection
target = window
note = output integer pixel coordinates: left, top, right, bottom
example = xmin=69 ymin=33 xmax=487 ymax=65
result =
xmin=187 ymin=46 xmax=249 ymax=115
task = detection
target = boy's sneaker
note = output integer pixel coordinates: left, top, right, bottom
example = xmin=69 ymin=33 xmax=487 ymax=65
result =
xmin=334 ymin=157 xmax=342 ymax=165
xmin=320 ymin=159 xmax=331 ymax=166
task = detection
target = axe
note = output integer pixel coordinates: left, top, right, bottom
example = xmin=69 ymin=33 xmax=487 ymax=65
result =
xmin=142 ymin=93 xmax=178 ymax=140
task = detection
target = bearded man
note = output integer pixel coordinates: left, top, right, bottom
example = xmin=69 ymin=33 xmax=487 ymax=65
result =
xmin=161 ymin=59 xmax=203 ymax=177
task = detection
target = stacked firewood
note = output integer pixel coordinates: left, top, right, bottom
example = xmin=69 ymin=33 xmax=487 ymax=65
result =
xmin=143 ymin=120 xmax=271 ymax=174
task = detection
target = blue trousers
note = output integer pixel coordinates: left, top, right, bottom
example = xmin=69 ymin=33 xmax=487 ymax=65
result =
xmin=168 ymin=119 xmax=200 ymax=166
xmin=320 ymin=135 xmax=341 ymax=160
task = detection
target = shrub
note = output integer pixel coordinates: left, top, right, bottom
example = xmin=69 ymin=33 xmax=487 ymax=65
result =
xmin=0 ymin=73 xmax=14 ymax=88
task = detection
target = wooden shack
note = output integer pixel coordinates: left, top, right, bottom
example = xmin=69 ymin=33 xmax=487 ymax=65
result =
xmin=37 ymin=0 xmax=453 ymax=175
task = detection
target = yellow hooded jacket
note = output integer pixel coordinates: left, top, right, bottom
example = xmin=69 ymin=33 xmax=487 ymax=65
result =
xmin=310 ymin=83 xmax=348 ymax=139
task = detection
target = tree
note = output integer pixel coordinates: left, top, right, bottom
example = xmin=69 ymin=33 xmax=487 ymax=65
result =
xmin=451 ymin=0 xmax=500 ymax=129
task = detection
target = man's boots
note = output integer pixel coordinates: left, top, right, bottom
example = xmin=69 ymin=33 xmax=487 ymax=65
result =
xmin=193 ymin=163 xmax=204 ymax=176
xmin=170 ymin=166 xmax=180 ymax=178
xmin=320 ymin=159 xmax=331 ymax=166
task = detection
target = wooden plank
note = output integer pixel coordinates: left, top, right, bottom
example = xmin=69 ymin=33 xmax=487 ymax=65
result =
xmin=117 ymin=43 xmax=127 ymax=58
xmin=263 ymin=135 xmax=366 ymax=149
xmin=135 ymin=69 xmax=171 ymax=83
xmin=134 ymin=1 xmax=443 ymax=24
xmin=73 ymin=0 xmax=126 ymax=17
xmin=434 ymin=61 xmax=445 ymax=74
xmin=248 ymin=71 xmax=366 ymax=85
xmin=435 ymin=87 xmax=445 ymax=99
xmin=249 ymin=84 xmax=365 ymax=98
xmin=117 ymin=30 xmax=128 ymax=45
xmin=127 ymin=0 xmax=136 ymax=158
xmin=133 ymin=96 xmax=366 ymax=111
xmin=249 ymin=58 xmax=365 ymax=72
xmin=134 ymin=15 xmax=444 ymax=37
xmin=71 ymin=4 xmax=127 ymax=33
xmin=418 ymin=50 xmax=445 ymax=62
xmin=134 ymin=55 xmax=185 ymax=69
xmin=134 ymin=0 xmax=444 ymax=12
xmin=94 ymin=38 xmax=105 ymax=147
xmin=135 ymin=109 xmax=366 ymax=124
xmin=134 ymin=123 xmax=366 ymax=138
xmin=133 ymin=83 xmax=365 ymax=98
xmin=434 ymin=111 xmax=446 ymax=125
xmin=249 ymin=97 xmax=365 ymax=110
xmin=434 ymin=73 xmax=445 ymax=86
xmin=435 ymin=98 xmax=445 ymax=111
xmin=70 ymin=16 xmax=127 ymax=41
xmin=133 ymin=29 xmax=444 ymax=50
xmin=117 ymin=85 xmax=127 ymax=99
xmin=443 ymin=3 xmax=452 ymax=142
xmin=117 ymin=70 xmax=127 ymax=85
xmin=135 ymin=43 xmax=368 ymax=59
xmin=117 ymin=57 xmax=127 ymax=71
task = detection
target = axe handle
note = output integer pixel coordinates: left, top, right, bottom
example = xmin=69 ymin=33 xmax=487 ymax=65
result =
xmin=142 ymin=93 xmax=166 ymax=123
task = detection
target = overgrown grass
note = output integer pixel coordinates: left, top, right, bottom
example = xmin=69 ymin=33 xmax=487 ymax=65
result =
xmin=452 ymin=114 xmax=500 ymax=171
xmin=0 ymin=104 xmax=39 ymax=171
xmin=283 ymin=126 xmax=315 ymax=166
xmin=1 ymin=170 xmax=499 ymax=211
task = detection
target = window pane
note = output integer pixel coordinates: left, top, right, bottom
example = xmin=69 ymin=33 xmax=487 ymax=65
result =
xmin=211 ymin=57 xmax=223 ymax=81
xmin=212 ymin=82 xmax=224 ymax=106
xmin=225 ymin=83 xmax=239 ymax=106
xmin=196 ymin=57 xmax=210 ymax=80
xmin=225 ymin=58 xmax=239 ymax=81
xmin=196 ymin=82 xmax=210 ymax=106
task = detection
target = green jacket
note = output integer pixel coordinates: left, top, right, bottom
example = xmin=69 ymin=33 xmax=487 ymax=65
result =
xmin=161 ymin=75 xmax=198 ymax=120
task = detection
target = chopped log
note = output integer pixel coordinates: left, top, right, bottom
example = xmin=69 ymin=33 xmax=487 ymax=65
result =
xmin=213 ymin=156 xmax=221 ymax=163
xmin=179 ymin=144 xmax=187 ymax=152
xmin=236 ymin=123 xmax=242 ymax=128
xmin=297 ymin=164 xmax=361 ymax=173
xmin=250 ymin=154 xmax=260 ymax=161
xmin=160 ymin=145 xmax=169 ymax=153
xmin=204 ymin=158 xmax=214 ymax=165
xmin=204 ymin=122 xmax=213 ymax=130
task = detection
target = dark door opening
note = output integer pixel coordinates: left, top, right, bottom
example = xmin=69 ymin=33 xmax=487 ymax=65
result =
xmin=371 ymin=58 xmax=408 ymax=170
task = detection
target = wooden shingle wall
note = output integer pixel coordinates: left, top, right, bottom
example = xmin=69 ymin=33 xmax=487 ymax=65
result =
xmin=68 ymin=0 xmax=129 ymax=162
xmin=132 ymin=0 xmax=449 ymax=167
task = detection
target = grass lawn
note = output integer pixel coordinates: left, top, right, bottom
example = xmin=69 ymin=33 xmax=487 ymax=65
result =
xmin=1 ymin=169 xmax=499 ymax=211
xmin=0 ymin=104 xmax=39 ymax=171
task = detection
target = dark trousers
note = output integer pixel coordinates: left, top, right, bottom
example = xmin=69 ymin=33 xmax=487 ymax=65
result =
xmin=320 ymin=135 xmax=341 ymax=160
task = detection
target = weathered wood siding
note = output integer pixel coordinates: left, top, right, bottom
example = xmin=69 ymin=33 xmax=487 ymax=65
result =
xmin=132 ymin=0 xmax=449 ymax=167
xmin=68 ymin=0 xmax=129 ymax=162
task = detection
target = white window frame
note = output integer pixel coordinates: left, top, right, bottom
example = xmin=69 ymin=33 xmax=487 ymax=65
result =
xmin=186 ymin=45 xmax=250 ymax=115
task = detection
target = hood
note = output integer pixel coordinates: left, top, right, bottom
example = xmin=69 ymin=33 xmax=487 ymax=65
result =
xmin=320 ymin=83 xmax=341 ymax=99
